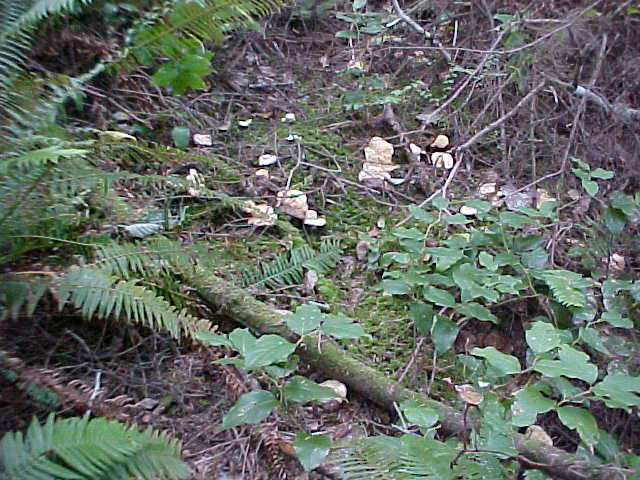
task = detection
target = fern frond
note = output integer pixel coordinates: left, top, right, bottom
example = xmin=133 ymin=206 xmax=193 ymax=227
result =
xmin=331 ymin=435 xmax=512 ymax=480
xmin=0 ymin=413 xmax=191 ymax=480
xmin=539 ymin=269 xmax=591 ymax=308
xmin=0 ymin=1 xmax=96 ymax=137
xmin=240 ymin=240 xmax=342 ymax=290
xmin=0 ymin=144 xmax=89 ymax=173
xmin=1 ymin=0 xmax=94 ymax=36
xmin=56 ymin=267 xmax=212 ymax=340
xmin=132 ymin=0 xmax=284 ymax=62
xmin=92 ymin=238 xmax=197 ymax=279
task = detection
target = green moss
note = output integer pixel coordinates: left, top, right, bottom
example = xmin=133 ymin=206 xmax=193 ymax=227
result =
xmin=316 ymin=277 xmax=344 ymax=304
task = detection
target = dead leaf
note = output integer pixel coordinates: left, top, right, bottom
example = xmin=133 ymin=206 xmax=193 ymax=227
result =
xmin=319 ymin=380 xmax=347 ymax=402
xmin=455 ymin=384 xmax=483 ymax=405
xmin=99 ymin=130 xmax=137 ymax=142
xmin=608 ymin=253 xmax=626 ymax=274
xmin=536 ymin=188 xmax=556 ymax=208
xmin=355 ymin=241 xmax=369 ymax=261
xmin=304 ymin=269 xmax=318 ymax=293
xmin=525 ymin=425 xmax=553 ymax=446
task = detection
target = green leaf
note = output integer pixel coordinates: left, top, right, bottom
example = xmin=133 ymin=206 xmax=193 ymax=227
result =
xmin=463 ymin=199 xmax=492 ymax=214
xmin=556 ymin=406 xmax=599 ymax=446
xmin=431 ymin=195 xmax=449 ymax=210
xmin=171 ymin=126 xmax=190 ymax=149
xmin=525 ymin=321 xmax=565 ymax=353
xmin=409 ymin=204 xmax=436 ymax=224
xmin=455 ymin=302 xmax=498 ymax=323
xmin=571 ymin=157 xmax=590 ymax=170
xmin=243 ymin=335 xmax=296 ymax=370
xmin=590 ymin=168 xmax=614 ymax=180
xmin=409 ymin=301 xmax=434 ymax=335
xmin=592 ymin=372 xmax=640 ymax=410
xmin=381 ymin=279 xmax=411 ymax=295
xmin=220 ymin=391 xmax=278 ymax=430
xmin=380 ymin=251 xmax=411 ymax=266
xmin=609 ymin=192 xmax=636 ymax=216
xmin=511 ymin=384 xmax=555 ymax=427
xmin=521 ymin=247 xmax=548 ymax=269
xmin=603 ymin=206 xmax=627 ymax=234
xmin=431 ymin=316 xmax=459 ymax=353
xmin=152 ymin=52 xmax=213 ymax=95
xmin=452 ymin=264 xmax=498 ymax=302
xmin=476 ymin=393 xmax=517 ymax=455
xmin=353 ymin=0 xmax=367 ymax=10
xmin=400 ymin=401 xmax=439 ymax=428
xmin=286 ymin=304 xmax=324 ymax=335
xmin=294 ymin=433 xmax=331 ymax=471
xmin=320 ymin=314 xmax=367 ymax=339
xmin=600 ymin=310 xmax=633 ymax=328
xmin=579 ymin=327 xmax=608 ymax=354
xmin=194 ymin=330 xmax=232 ymax=348
xmin=533 ymin=345 xmax=598 ymax=383
xmin=423 ymin=286 xmax=456 ymax=307
xmin=499 ymin=212 xmax=534 ymax=227
xmin=283 ymin=376 xmax=340 ymax=404
xmin=582 ymin=179 xmax=598 ymax=197
xmin=479 ymin=251 xmax=497 ymax=271
xmin=443 ymin=213 xmax=471 ymax=225
xmin=392 ymin=227 xmax=424 ymax=241
xmin=425 ymin=247 xmax=465 ymax=271
xmin=471 ymin=347 xmax=521 ymax=375
xmin=229 ymin=328 xmax=257 ymax=355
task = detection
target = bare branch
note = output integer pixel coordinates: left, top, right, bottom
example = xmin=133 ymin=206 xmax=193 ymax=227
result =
xmin=390 ymin=0 xmax=451 ymax=63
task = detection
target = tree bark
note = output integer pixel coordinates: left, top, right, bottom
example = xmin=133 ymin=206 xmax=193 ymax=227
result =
xmin=181 ymin=266 xmax=632 ymax=480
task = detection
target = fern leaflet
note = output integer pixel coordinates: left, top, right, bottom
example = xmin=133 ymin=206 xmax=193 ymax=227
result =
xmin=0 ymin=413 xmax=191 ymax=480
xmin=240 ymin=240 xmax=342 ymax=290
xmin=56 ymin=268 xmax=212 ymax=340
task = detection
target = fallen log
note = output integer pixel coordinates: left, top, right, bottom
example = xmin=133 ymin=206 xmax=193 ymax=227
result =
xmin=181 ymin=266 xmax=633 ymax=480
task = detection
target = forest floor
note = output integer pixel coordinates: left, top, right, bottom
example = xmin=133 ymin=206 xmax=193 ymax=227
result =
xmin=2 ymin=1 xmax=640 ymax=479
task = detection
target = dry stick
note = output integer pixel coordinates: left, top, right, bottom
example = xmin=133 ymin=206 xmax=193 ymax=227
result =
xmin=499 ymin=0 xmax=602 ymax=55
xmin=180 ymin=267 xmax=634 ymax=480
xmin=416 ymin=29 xmax=508 ymax=126
xmin=395 ymin=80 xmax=546 ymax=227
xmin=390 ymin=0 xmax=451 ymax=63
xmin=501 ymin=34 xmax=609 ymax=203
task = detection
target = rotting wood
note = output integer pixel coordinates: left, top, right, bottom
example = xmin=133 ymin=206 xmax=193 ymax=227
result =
xmin=180 ymin=266 xmax=634 ymax=480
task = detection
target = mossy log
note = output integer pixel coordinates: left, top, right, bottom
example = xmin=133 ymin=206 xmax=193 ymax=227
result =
xmin=182 ymin=266 xmax=632 ymax=480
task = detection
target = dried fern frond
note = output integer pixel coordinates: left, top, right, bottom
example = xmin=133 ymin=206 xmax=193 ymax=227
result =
xmin=0 ymin=413 xmax=191 ymax=480
xmin=240 ymin=239 xmax=342 ymax=290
